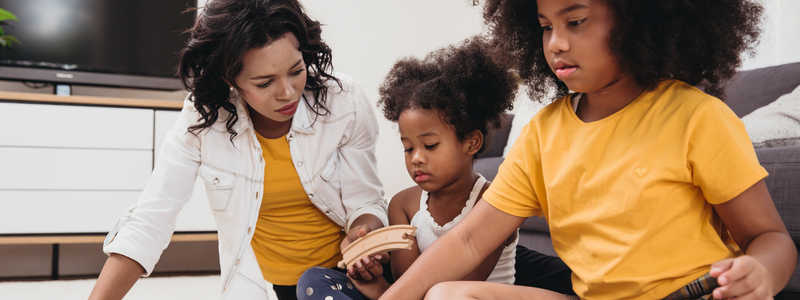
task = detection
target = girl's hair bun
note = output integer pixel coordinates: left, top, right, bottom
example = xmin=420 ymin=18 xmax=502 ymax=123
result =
xmin=379 ymin=36 xmax=518 ymax=155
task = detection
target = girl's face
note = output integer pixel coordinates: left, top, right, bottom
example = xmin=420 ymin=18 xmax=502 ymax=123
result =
xmin=398 ymin=108 xmax=479 ymax=192
xmin=537 ymin=0 xmax=624 ymax=93
xmin=234 ymin=32 xmax=307 ymax=125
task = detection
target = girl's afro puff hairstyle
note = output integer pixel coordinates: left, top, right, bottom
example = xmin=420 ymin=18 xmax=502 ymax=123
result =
xmin=378 ymin=36 xmax=517 ymax=156
xmin=480 ymin=0 xmax=763 ymax=102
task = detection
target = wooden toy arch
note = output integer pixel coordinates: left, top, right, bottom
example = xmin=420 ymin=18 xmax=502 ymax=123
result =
xmin=338 ymin=225 xmax=416 ymax=269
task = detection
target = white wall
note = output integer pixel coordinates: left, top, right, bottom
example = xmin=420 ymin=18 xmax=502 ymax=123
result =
xmin=741 ymin=0 xmax=800 ymax=70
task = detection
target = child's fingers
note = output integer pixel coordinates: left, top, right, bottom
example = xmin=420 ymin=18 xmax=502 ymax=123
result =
xmin=709 ymin=258 xmax=734 ymax=278
xmin=716 ymin=257 xmax=755 ymax=286
xmin=354 ymin=256 xmax=377 ymax=281
xmin=712 ymin=271 xmax=761 ymax=299
xmin=347 ymin=265 xmax=359 ymax=280
xmin=375 ymin=253 xmax=391 ymax=264
xmin=364 ymin=256 xmax=384 ymax=276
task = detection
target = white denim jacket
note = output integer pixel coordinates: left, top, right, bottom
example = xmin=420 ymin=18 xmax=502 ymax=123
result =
xmin=103 ymin=74 xmax=388 ymax=299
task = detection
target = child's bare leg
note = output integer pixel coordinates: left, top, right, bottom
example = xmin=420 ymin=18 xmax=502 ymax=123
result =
xmin=424 ymin=281 xmax=570 ymax=300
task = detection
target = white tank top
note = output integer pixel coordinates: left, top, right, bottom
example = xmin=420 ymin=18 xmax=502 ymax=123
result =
xmin=409 ymin=174 xmax=517 ymax=284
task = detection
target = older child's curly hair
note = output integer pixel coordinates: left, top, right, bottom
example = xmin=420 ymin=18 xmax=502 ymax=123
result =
xmin=480 ymin=0 xmax=763 ymax=101
xmin=379 ymin=37 xmax=517 ymax=156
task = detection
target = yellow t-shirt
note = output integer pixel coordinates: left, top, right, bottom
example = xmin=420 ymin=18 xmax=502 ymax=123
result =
xmin=484 ymin=80 xmax=767 ymax=299
xmin=250 ymin=132 xmax=345 ymax=286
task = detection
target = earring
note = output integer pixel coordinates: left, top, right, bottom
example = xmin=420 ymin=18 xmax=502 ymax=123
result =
xmin=229 ymin=86 xmax=239 ymax=99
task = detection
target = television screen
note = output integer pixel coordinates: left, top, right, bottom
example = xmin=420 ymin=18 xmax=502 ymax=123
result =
xmin=0 ymin=0 xmax=196 ymax=90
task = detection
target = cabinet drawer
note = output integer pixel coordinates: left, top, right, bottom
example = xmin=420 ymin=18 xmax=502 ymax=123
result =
xmin=0 ymin=102 xmax=154 ymax=150
xmin=0 ymin=191 xmax=141 ymax=234
xmin=0 ymin=187 xmax=217 ymax=233
xmin=0 ymin=147 xmax=152 ymax=190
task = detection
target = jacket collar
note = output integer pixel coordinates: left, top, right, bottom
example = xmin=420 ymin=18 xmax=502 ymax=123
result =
xmin=291 ymin=93 xmax=317 ymax=134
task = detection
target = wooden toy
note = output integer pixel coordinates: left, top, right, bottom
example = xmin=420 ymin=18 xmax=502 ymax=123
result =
xmin=338 ymin=225 xmax=417 ymax=269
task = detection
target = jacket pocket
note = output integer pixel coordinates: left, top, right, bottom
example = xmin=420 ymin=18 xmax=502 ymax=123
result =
xmin=320 ymin=153 xmax=341 ymax=190
xmin=199 ymin=164 xmax=236 ymax=212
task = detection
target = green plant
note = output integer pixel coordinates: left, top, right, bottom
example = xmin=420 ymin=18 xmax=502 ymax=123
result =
xmin=0 ymin=8 xmax=20 ymax=48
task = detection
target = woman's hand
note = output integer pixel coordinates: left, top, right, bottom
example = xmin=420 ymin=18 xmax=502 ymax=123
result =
xmin=341 ymin=224 xmax=372 ymax=250
xmin=710 ymin=256 xmax=773 ymax=300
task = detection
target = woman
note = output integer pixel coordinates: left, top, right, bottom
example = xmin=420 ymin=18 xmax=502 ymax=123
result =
xmin=88 ymin=1 xmax=388 ymax=299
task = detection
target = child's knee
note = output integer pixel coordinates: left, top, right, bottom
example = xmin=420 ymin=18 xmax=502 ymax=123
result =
xmin=425 ymin=282 xmax=473 ymax=300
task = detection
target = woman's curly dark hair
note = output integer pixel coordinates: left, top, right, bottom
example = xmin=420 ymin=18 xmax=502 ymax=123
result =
xmin=480 ymin=0 xmax=762 ymax=101
xmin=178 ymin=0 xmax=339 ymax=140
xmin=378 ymin=37 xmax=517 ymax=157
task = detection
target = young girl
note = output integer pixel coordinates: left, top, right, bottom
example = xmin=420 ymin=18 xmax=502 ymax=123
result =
xmin=295 ymin=37 xmax=523 ymax=300
xmin=380 ymin=0 xmax=797 ymax=299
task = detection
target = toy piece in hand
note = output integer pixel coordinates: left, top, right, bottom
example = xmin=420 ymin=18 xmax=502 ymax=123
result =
xmin=338 ymin=225 xmax=416 ymax=269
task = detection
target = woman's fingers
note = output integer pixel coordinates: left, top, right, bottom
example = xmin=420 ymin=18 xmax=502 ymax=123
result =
xmin=341 ymin=225 xmax=372 ymax=250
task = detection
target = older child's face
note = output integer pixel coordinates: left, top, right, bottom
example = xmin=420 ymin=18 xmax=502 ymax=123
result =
xmin=398 ymin=108 xmax=475 ymax=192
xmin=234 ymin=32 xmax=307 ymax=125
xmin=537 ymin=0 xmax=624 ymax=93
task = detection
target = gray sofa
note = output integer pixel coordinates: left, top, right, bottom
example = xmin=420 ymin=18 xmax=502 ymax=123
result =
xmin=474 ymin=62 xmax=800 ymax=297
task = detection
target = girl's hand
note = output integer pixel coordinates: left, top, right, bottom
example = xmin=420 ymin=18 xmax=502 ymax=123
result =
xmin=349 ymin=256 xmax=391 ymax=300
xmin=348 ymin=254 xmax=387 ymax=281
xmin=710 ymin=256 xmax=773 ymax=299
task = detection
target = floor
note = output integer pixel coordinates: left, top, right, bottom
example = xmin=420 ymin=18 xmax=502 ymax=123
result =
xmin=0 ymin=275 xmax=279 ymax=300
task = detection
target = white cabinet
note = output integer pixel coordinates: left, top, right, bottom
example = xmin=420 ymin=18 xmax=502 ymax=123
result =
xmin=0 ymin=102 xmax=216 ymax=234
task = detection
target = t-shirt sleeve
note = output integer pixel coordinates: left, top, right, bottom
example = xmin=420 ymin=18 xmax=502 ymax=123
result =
xmin=483 ymin=122 xmax=544 ymax=218
xmin=688 ymin=99 xmax=768 ymax=204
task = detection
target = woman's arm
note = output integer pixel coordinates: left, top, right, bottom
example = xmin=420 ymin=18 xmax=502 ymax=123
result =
xmin=380 ymin=200 xmax=526 ymax=300
xmin=338 ymin=81 xmax=389 ymax=231
xmin=88 ymin=254 xmax=146 ymax=300
xmin=92 ymin=98 xmax=203 ymax=298
xmin=711 ymin=179 xmax=797 ymax=299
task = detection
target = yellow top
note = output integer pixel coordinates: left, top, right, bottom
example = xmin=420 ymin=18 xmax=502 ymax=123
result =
xmin=484 ymin=80 xmax=767 ymax=299
xmin=250 ymin=132 xmax=345 ymax=285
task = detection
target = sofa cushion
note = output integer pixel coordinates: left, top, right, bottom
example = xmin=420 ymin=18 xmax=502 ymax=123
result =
xmin=723 ymin=61 xmax=800 ymax=118
xmin=479 ymin=114 xmax=515 ymax=158
xmin=520 ymin=216 xmax=550 ymax=233
xmin=742 ymin=85 xmax=800 ymax=148
xmin=756 ymin=145 xmax=800 ymax=245
xmin=474 ymin=156 xmax=505 ymax=182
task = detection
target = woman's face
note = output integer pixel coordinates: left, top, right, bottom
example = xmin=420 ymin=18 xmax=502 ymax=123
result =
xmin=234 ymin=32 xmax=307 ymax=125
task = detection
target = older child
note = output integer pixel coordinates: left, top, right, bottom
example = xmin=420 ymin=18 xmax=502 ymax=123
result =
xmin=380 ymin=0 xmax=797 ymax=299
xmin=296 ymin=37 xmax=523 ymax=300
